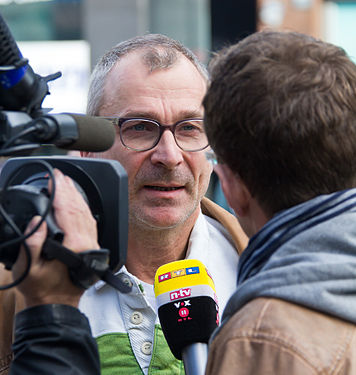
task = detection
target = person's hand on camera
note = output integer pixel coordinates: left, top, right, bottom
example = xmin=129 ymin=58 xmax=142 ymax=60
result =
xmin=12 ymin=169 xmax=100 ymax=308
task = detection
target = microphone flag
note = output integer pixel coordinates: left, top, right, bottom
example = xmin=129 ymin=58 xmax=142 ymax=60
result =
xmin=154 ymin=259 xmax=219 ymax=359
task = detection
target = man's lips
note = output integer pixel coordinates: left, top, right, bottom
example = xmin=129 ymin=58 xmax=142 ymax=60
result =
xmin=144 ymin=185 xmax=184 ymax=191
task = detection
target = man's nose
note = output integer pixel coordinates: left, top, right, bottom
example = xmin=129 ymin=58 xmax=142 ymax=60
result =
xmin=150 ymin=129 xmax=183 ymax=168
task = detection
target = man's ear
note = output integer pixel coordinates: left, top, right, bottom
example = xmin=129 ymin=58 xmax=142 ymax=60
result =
xmin=214 ymin=164 xmax=251 ymax=217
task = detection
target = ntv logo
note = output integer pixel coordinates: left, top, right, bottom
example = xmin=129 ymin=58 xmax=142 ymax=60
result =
xmin=170 ymin=288 xmax=191 ymax=301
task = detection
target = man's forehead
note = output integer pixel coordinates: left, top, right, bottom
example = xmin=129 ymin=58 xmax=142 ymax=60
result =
xmin=119 ymin=107 xmax=204 ymax=120
xmin=100 ymin=50 xmax=206 ymax=120
xmin=108 ymin=51 xmax=148 ymax=83
xmin=108 ymin=49 xmax=206 ymax=85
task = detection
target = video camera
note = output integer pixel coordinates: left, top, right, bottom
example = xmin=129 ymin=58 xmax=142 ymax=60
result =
xmin=0 ymin=13 xmax=129 ymax=292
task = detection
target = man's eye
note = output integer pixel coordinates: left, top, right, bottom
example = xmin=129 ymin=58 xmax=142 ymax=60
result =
xmin=178 ymin=123 xmax=203 ymax=133
xmin=132 ymin=123 xmax=146 ymax=131
xmin=124 ymin=122 xmax=154 ymax=132
xmin=181 ymin=124 xmax=195 ymax=131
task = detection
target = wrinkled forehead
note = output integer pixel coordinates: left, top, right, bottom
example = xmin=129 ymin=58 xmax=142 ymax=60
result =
xmin=100 ymin=51 xmax=207 ymax=120
xmin=107 ymin=49 xmax=207 ymax=86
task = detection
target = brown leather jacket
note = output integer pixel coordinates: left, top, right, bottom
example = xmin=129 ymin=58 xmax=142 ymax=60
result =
xmin=0 ymin=197 xmax=248 ymax=374
xmin=206 ymin=297 xmax=356 ymax=375
xmin=0 ymin=268 xmax=25 ymax=374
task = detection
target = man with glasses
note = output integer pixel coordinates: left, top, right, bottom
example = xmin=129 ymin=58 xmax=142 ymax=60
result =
xmin=77 ymin=34 xmax=247 ymax=374
xmin=0 ymin=34 xmax=247 ymax=375
xmin=0 ymin=35 xmax=246 ymax=374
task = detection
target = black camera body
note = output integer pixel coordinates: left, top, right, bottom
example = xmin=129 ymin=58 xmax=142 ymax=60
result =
xmin=0 ymin=156 xmax=128 ymax=273
xmin=0 ymin=13 xmax=130 ymax=291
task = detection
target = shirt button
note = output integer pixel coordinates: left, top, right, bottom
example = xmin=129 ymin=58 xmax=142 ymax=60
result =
xmin=130 ymin=311 xmax=143 ymax=325
xmin=141 ymin=341 xmax=152 ymax=355
xmin=117 ymin=274 xmax=133 ymax=288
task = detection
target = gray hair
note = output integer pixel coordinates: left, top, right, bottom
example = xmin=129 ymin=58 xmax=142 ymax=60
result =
xmin=87 ymin=34 xmax=209 ymax=115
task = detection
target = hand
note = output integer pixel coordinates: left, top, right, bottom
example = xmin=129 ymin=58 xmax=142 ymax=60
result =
xmin=12 ymin=169 xmax=100 ymax=308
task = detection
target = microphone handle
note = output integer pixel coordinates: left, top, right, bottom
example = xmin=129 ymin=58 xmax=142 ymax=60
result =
xmin=182 ymin=343 xmax=208 ymax=375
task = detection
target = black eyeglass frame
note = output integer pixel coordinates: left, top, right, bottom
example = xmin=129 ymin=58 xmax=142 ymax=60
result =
xmin=102 ymin=117 xmax=209 ymax=152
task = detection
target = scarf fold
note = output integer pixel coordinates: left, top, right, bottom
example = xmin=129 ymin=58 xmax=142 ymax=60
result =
xmin=222 ymin=189 xmax=356 ymax=326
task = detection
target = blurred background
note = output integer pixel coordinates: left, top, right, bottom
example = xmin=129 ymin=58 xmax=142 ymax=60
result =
xmin=1 ymin=0 xmax=354 ymax=114
xmin=0 ymin=0 xmax=355 ymax=207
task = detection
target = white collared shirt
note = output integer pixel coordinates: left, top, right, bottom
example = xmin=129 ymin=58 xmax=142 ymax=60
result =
xmin=79 ymin=211 xmax=239 ymax=374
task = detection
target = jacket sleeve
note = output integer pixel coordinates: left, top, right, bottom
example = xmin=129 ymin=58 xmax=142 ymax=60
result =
xmin=10 ymin=304 xmax=100 ymax=375
xmin=0 ymin=267 xmax=26 ymax=375
xmin=206 ymin=333 xmax=317 ymax=375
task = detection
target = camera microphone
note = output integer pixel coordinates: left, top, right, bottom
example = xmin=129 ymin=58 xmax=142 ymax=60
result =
xmin=0 ymin=111 xmax=116 ymax=153
xmin=1 ymin=111 xmax=116 ymax=152
xmin=0 ymin=12 xmax=59 ymax=115
xmin=0 ymin=13 xmax=116 ymax=153
xmin=38 ymin=113 xmax=116 ymax=152
xmin=154 ymin=259 xmax=219 ymax=375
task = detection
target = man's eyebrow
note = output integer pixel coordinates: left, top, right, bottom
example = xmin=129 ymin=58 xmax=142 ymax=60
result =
xmin=120 ymin=110 xmax=203 ymax=121
xmin=120 ymin=111 xmax=158 ymax=119
xmin=178 ymin=110 xmax=204 ymax=119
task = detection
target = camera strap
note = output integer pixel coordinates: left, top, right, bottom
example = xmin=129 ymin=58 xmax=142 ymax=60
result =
xmin=41 ymin=238 xmax=131 ymax=293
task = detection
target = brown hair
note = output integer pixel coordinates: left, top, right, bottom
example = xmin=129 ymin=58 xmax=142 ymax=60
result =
xmin=204 ymin=30 xmax=356 ymax=216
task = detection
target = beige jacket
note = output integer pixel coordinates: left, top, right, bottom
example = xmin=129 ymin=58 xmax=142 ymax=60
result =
xmin=206 ymin=297 xmax=356 ymax=375
xmin=0 ymin=267 xmax=25 ymax=374
xmin=0 ymin=197 xmax=248 ymax=374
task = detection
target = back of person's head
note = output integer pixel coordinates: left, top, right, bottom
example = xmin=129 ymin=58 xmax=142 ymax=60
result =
xmin=204 ymin=30 xmax=356 ymax=217
xmin=87 ymin=33 xmax=208 ymax=115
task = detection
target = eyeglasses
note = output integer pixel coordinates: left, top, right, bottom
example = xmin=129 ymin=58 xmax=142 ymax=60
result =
xmin=102 ymin=117 xmax=209 ymax=152
xmin=205 ymin=149 xmax=218 ymax=165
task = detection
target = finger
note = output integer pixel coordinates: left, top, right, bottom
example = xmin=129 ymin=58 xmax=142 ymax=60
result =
xmin=52 ymin=169 xmax=83 ymax=209
xmin=48 ymin=168 xmax=63 ymax=194
xmin=24 ymin=216 xmax=48 ymax=261
xmin=50 ymin=169 xmax=99 ymax=251
xmin=12 ymin=216 xmax=47 ymax=283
